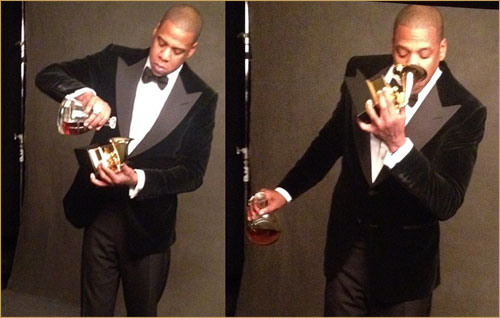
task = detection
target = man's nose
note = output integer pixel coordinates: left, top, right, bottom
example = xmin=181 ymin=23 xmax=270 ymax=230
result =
xmin=160 ymin=47 xmax=171 ymax=61
xmin=407 ymin=53 xmax=420 ymax=66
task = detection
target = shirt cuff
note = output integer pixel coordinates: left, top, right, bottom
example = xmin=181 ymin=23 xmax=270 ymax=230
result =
xmin=275 ymin=187 xmax=292 ymax=203
xmin=384 ymin=138 xmax=414 ymax=169
xmin=129 ymin=169 xmax=145 ymax=199
xmin=65 ymin=87 xmax=96 ymax=100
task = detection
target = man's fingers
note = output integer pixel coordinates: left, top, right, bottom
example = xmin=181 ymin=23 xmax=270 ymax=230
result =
xmin=258 ymin=207 xmax=269 ymax=216
xmin=96 ymin=165 xmax=114 ymax=184
xmin=357 ymin=118 xmax=375 ymax=133
xmin=90 ymin=173 xmax=109 ymax=187
xmin=248 ymin=199 xmax=262 ymax=220
xmin=95 ymin=113 xmax=110 ymax=130
xmin=84 ymin=113 xmax=98 ymax=128
xmin=399 ymin=103 xmax=407 ymax=117
xmin=247 ymin=188 xmax=288 ymax=221
xmin=363 ymin=99 xmax=380 ymax=126
xmin=247 ymin=191 xmax=268 ymax=220
xmin=247 ymin=205 xmax=259 ymax=221
xmin=89 ymin=112 xmax=108 ymax=130
xmin=84 ymin=99 xmax=111 ymax=130
xmin=378 ymin=87 xmax=402 ymax=118
xmin=83 ymin=96 xmax=97 ymax=114
xmin=90 ymin=163 xmax=138 ymax=190
xmin=376 ymin=88 xmax=391 ymax=118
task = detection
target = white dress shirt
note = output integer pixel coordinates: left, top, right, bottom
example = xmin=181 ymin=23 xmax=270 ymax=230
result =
xmin=128 ymin=59 xmax=182 ymax=153
xmin=371 ymin=65 xmax=442 ymax=182
xmin=67 ymin=58 xmax=183 ymax=199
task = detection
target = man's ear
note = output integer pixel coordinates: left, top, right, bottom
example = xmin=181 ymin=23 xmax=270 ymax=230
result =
xmin=439 ymin=38 xmax=448 ymax=61
xmin=186 ymin=42 xmax=199 ymax=59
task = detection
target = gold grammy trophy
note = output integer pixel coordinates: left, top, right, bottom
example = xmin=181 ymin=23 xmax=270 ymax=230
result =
xmin=367 ymin=64 xmax=427 ymax=108
xmin=359 ymin=64 xmax=427 ymax=122
xmin=86 ymin=137 xmax=132 ymax=172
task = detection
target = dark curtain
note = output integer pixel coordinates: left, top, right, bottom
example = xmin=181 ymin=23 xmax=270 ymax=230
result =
xmin=225 ymin=2 xmax=246 ymax=316
xmin=1 ymin=1 xmax=23 ymax=290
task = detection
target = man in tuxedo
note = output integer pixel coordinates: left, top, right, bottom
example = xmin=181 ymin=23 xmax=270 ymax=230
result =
xmin=36 ymin=4 xmax=217 ymax=316
xmin=248 ymin=5 xmax=486 ymax=316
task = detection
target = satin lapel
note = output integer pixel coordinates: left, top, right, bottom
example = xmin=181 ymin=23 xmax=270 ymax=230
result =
xmin=128 ymin=73 xmax=202 ymax=158
xmin=346 ymin=68 xmax=388 ymax=185
xmin=116 ymin=57 xmax=146 ymax=138
xmin=372 ymin=83 xmax=461 ymax=186
xmin=405 ymin=86 xmax=461 ymax=151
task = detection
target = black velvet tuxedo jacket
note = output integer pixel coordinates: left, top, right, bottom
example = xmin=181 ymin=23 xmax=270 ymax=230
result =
xmin=278 ymin=55 xmax=486 ymax=302
xmin=36 ymin=44 xmax=217 ymax=256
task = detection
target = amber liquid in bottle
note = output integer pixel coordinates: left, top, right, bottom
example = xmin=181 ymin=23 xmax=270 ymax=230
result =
xmin=246 ymin=192 xmax=281 ymax=245
xmin=61 ymin=121 xmax=89 ymax=135
xmin=246 ymin=220 xmax=281 ymax=245
xmin=57 ymin=98 xmax=116 ymax=135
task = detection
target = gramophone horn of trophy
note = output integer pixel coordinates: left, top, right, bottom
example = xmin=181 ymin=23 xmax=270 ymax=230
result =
xmin=109 ymin=137 xmax=132 ymax=172
xmin=392 ymin=64 xmax=427 ymax=107
xmin=360 ymin=64 xmax=427 ymax=122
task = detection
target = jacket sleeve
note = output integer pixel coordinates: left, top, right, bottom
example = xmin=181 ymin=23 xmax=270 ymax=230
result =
xmin=391 ymin=104 xmax=487 ymax=221
xmin=277 ymin=82 xmax=347 ymax=200
xmin=35 ymin=44 xmax=115 ymax=102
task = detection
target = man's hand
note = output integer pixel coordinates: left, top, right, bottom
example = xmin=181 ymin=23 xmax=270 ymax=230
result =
xmin=357 ymin=87 xmax=406 ymax=153
xmin=90 ymin=163 xmax=138 ymax=188
xmin=75 ymin=91 xmax=112 ymax=131
xmin=247 ymin=188 xmax=287 ymax=221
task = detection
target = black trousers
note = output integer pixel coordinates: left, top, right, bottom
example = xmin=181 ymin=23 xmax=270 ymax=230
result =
xmin=81 ymin=206 xmax=171 ymax=317
xmin=324 ymin=230 xmax=432 ymax=317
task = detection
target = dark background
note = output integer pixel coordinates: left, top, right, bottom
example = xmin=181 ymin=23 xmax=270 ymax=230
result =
xmin=235 ymin=2 xmax=498 ymax=316
xmin=1 ymin=2 xmax=23 ymax=291
xmin=2 ymin=1 xmax=499 ymax=317
xmin=2 ymin=2 xmax=225 ymax=316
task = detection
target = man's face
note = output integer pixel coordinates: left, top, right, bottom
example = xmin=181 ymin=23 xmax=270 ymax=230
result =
xmin=392 ymin=24 xmax=447 ymax=94
xmin=149 ymin=19 xmax=198 ymax=77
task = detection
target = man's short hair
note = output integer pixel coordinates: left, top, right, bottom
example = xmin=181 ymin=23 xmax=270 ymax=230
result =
xmin=394 ymin=5 xmax=444 ymax=41
xmin=160 ymin=4 xmax=203 ymax=42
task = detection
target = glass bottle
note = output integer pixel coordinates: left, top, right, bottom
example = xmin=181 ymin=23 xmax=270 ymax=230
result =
xmin=57 ymin=97 xmax=116 ymax=135
xmin=246 ymin=192 xmax=281 ymax=245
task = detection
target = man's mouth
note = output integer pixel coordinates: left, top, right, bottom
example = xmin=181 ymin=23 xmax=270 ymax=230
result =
xmin=152 ymin=63 xmax=167 ymax=75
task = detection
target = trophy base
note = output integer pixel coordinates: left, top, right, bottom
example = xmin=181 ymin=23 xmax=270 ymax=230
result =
xmin=74 ymin=143 xmax=121 ymax=173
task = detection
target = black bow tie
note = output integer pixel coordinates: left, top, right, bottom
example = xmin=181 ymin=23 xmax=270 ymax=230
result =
xmin=142 ymin=67 xmax=169 ymax=90
xmin=408 ymin=94 xmax=418 ymax=107
xmin=390 ymin=78 xmax=401 ymax=90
